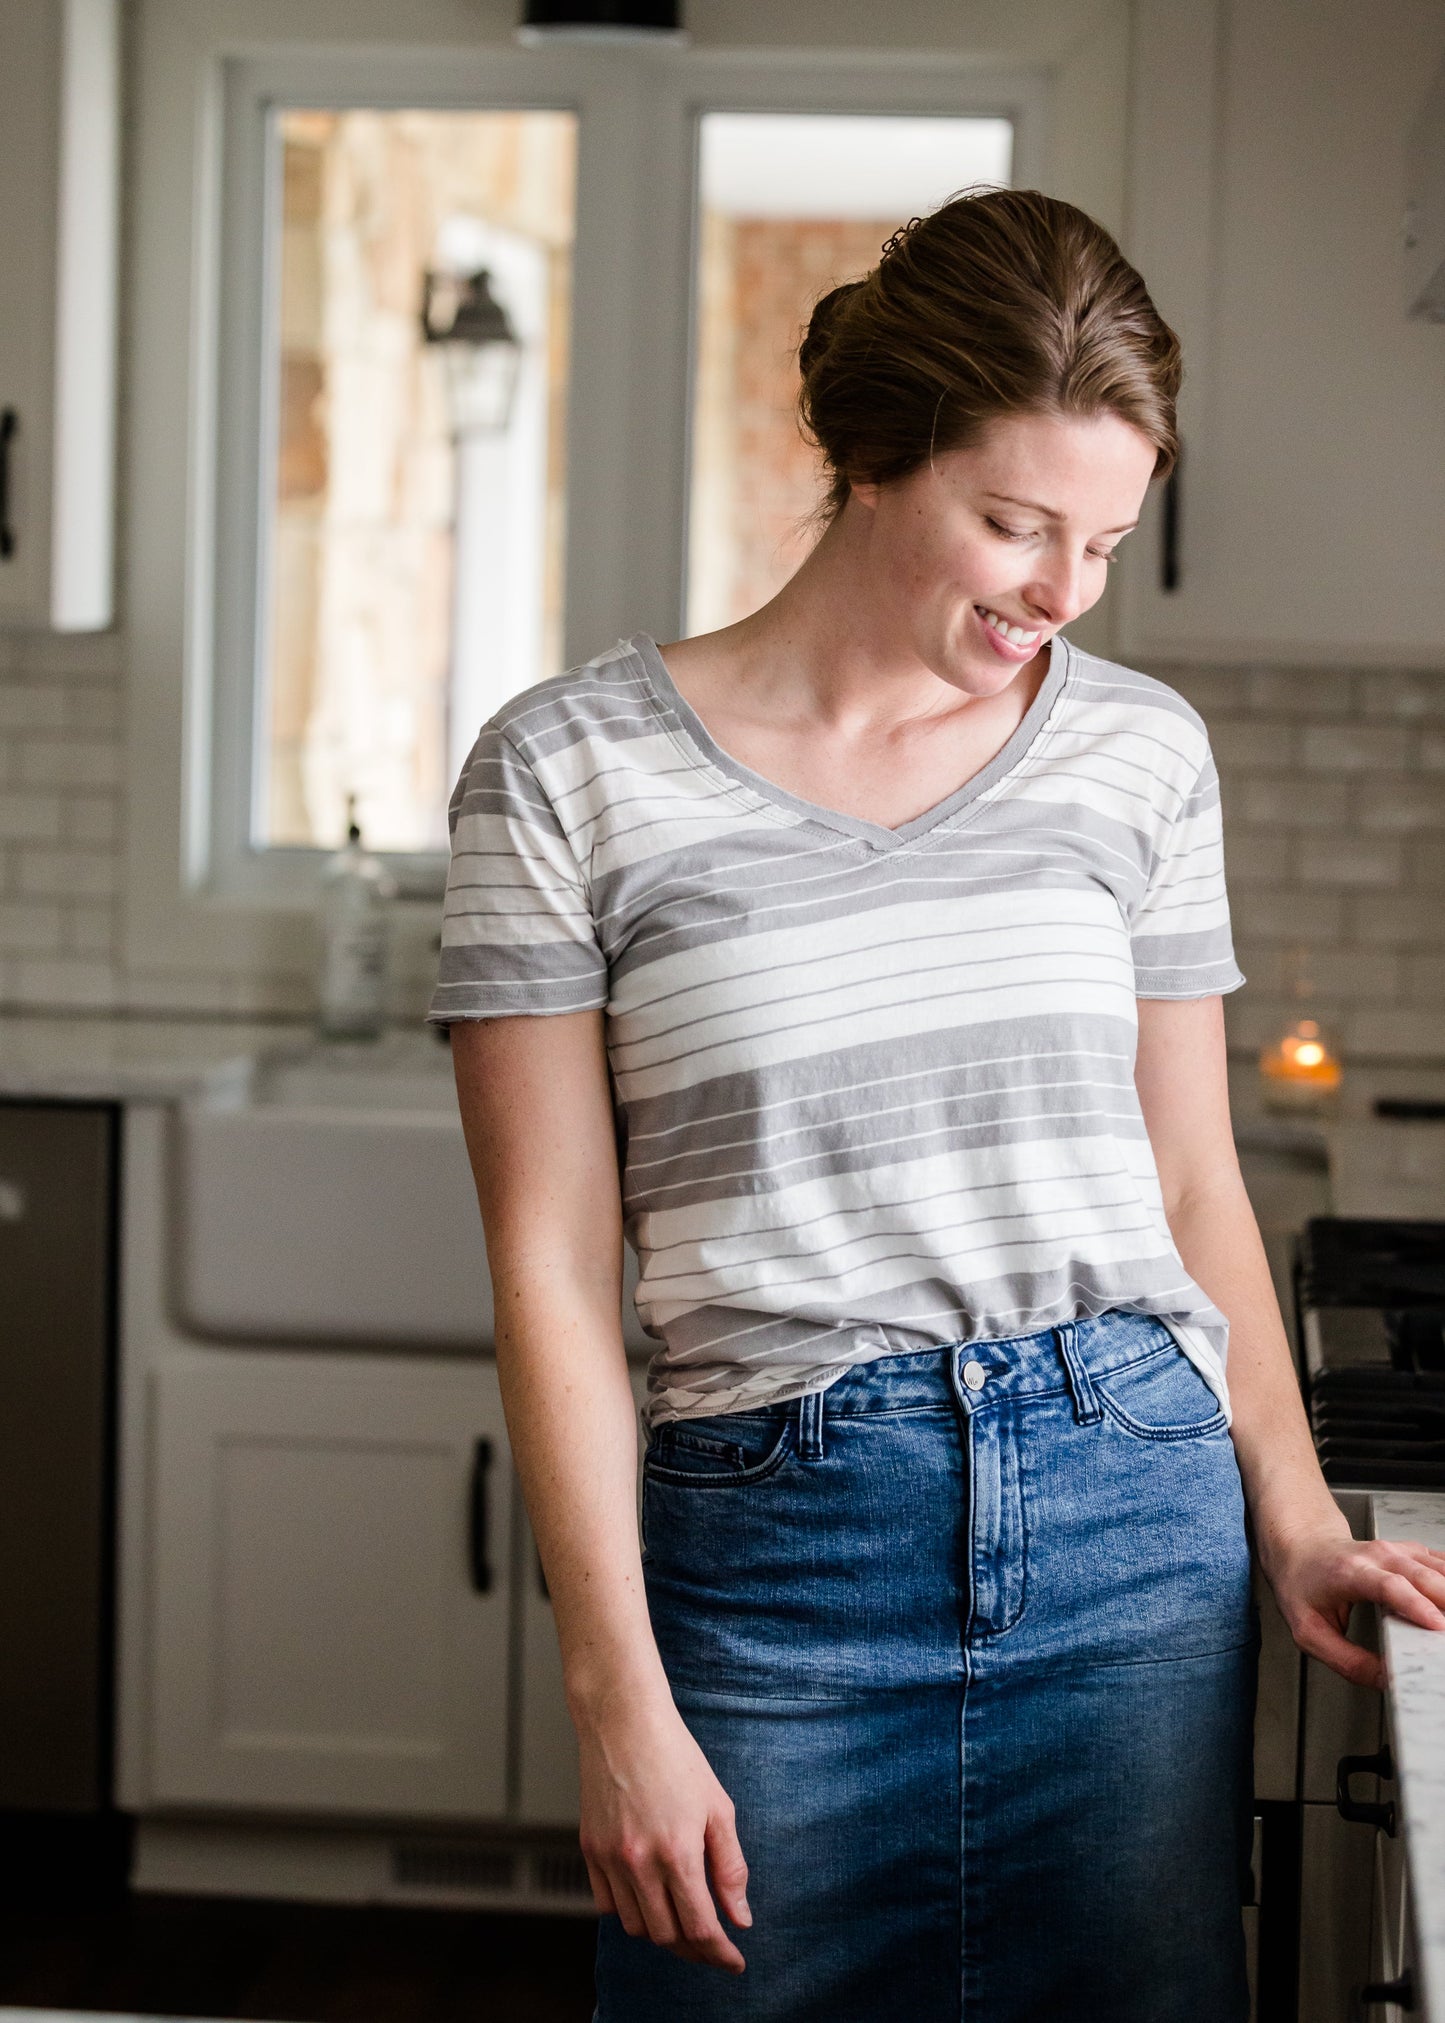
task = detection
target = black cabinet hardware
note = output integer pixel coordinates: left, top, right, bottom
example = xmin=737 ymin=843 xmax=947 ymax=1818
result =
xmin=1374 ymin=1096 xmax=1445 ymax=1121
xmin=468 ymin=1437 xmax=493 ymax=1593
xmin=1358 ymin=1966 xmax=1416 ymax=2010
xmin=1336 ymin=1741 xmax=1397 ymax=1836
xmin=0 ymin=409 xmax=16 ymax=560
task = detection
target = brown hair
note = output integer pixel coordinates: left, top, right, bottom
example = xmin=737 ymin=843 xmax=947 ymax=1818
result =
xmin=797 ymin=186 xmax=1181 ymax=522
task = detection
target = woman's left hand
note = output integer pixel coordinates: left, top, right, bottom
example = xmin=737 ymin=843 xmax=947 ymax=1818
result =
xmin=1265 ymin=1526 xmax=1445 ymax=1690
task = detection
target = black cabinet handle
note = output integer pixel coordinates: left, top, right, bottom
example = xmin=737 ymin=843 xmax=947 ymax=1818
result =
xmin=0 ymin=408 xmax=16 ymax=560
xmin=468 ymin=1437 xmax=493 ymax=1593
xmin=1160 ymin=451 xmax=1181 ymax=592
xmin=1336 ymin=1742 xmax=1396 ymax=1836
xmin=1359 ymin=1966 xmax=1416 ymax=2010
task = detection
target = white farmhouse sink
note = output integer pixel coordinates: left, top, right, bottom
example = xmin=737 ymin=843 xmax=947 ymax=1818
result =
xmin=173 ymin=1031 xmax=651 ymax=1353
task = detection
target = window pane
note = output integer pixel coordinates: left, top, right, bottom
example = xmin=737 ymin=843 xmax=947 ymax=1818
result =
xmin=260 ymin=108 xmax=577 ymax=854
xmin=686 ymin=113 xmax=1012 ymax=635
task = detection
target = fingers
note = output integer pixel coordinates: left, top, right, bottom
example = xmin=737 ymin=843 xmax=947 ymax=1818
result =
xmin=704 ymin=1804 xmax=753 ymax=1931
xmin=1287 ymin=1537 xmax=1445 ymax=1690
xmin=583 ymin=1852 xmax=618 ymax=1918
xmin=1295 ymin=1610 xmax=1386 ymax=1692
xmin=1387 ymin=1543 xmax=1445 ymax=1612
xmin=658 ymin=1839 xmax=747 ymax=1973
xmin=1374 ymin=1562 xmax=1445 ymax=1631
xmin=589 ymin=1836 xmax=746 ymax=1974
xmin=604 ymin=1860 xmax=651 ymax=1944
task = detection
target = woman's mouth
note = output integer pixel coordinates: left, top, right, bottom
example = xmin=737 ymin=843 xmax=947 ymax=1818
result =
xmin=974 ymin=605 xmax=1043 ymax=659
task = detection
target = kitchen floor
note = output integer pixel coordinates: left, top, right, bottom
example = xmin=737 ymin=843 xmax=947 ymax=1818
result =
xmin=0 ymin=1893 xmax=598 ymax=2022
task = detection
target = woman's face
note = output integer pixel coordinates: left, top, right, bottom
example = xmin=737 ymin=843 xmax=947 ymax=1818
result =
xmin=850 ymin=409 xmax=1159 ymax=695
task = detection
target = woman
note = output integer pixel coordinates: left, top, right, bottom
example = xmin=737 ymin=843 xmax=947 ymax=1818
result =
xmin=430 ymin=189 xmax=1445 ymax=2021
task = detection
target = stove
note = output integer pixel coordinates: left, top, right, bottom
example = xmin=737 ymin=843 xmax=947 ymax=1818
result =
xmin=1294 ymin=1217 xmax=1445 ymax=1487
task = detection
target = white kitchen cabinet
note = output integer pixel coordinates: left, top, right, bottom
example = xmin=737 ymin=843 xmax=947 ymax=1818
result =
xmin=1366 ymin=1697 xmax=1422 ymax=2023
xmin=517 ymin=1360 xmax=651 ymax=1827
xmin=1118 ymin=0 xmax=1445 ymax=667
xmin=0 ymin=0 xmax=120 ymax=631
xmin=148 ymin=1348 xmax=513 ymax=1820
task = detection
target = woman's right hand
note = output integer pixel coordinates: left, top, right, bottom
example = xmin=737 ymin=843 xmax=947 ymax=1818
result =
xmin=577 ymin=1689 xmax=752 ymax=1974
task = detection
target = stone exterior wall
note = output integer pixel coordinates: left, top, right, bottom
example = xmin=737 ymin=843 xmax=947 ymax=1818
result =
xmin=689 ymin=216 xmax=895 ymax=630
xmin=268 ymin=109 xmax=574 ymax=855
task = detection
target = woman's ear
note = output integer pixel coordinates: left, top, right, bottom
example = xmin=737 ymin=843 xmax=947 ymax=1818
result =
xmin=847 ymin=477 xmax=880 ymax=514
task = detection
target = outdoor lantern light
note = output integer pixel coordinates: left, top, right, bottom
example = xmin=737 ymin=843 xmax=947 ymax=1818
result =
xmin=420 ymin=267 xmax=523 ymax=437
xmin=516 ymin=1 xmax=686 ymax=44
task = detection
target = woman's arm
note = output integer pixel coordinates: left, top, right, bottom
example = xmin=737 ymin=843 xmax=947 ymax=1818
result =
xmin=1134 ymin=994 xmax=1445 ymax=1689
xmin=450 ymin=1010 xmax=751 ymax=1972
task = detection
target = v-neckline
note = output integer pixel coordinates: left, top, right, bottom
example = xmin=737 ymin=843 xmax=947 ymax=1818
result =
xmin=628 ymin=630 xmax=1073 ymax=851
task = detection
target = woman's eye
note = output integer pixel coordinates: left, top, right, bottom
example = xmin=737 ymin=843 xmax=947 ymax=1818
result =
xmin=1088 ymin=549 xmax=1118 ymax=565
xmin=985 ymin=517 xmax=1030 ymax=541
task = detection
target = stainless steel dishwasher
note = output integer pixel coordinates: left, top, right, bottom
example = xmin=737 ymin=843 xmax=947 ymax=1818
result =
xmin=0 ymin=1099 xmax=125 ymax=1889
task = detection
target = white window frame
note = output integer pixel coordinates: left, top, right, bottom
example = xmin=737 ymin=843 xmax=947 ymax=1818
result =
xmin=123 ymin=0 xmax=1054 ymax=988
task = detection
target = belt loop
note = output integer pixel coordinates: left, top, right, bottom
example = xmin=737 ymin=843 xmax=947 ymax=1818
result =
xmin=1055 ymin=1321 xmax=1103 ymax=1425
xmin=798 ymin=1386 xmax=826 ymax=1461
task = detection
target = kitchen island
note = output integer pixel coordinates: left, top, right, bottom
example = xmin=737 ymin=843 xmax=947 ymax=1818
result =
xmin=1376 ymin=1491 xmax=1445 ymax=2021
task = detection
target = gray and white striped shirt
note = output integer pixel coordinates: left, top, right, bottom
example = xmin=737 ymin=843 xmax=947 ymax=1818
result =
xmin=430 ymin=630 xmax=1245 ymax=1429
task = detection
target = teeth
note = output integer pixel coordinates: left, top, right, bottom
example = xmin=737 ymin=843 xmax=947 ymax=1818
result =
xmin=978 ymin=606 xmax=1039 ymax=647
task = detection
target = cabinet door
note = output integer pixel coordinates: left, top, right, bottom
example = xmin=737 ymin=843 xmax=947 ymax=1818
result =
xmin=150 ymin=1350 xmax=512 ymax=1820
xmin=516 ymin=1361 xmax=650 ymax=1826
xmin=0 ymin=0 xmax=119 ymax=630
xmin=1121 ymin=0 xmax=1445 ymax=663
xmin=0 ymin=0 xmax=57 ymax=621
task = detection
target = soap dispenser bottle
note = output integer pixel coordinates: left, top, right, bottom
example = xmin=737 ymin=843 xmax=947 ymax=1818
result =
xmin=317 ymin=796 xmax=394 ymax=1039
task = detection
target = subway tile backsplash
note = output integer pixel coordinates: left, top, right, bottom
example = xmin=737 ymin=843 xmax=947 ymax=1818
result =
xmin=0 ymin=634 xmax=1441 ymax=1058
xmin=1161 ymin=662 xmax=1444 ymax=1060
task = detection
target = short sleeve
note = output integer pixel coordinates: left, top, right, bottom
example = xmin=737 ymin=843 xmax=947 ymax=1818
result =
xmin=1129 ymin=741 xmax=1246 ymax=999
xmin=426 ymin=725 xmax=608 ymax=1025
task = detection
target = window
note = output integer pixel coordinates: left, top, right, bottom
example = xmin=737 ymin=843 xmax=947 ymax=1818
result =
xmin=687 ymin=113 xmax=1012 ymax=632
xmin=131 ymin=26 xmax=1044 ymax=984
xmin=262 ymin=108 xmax=577 ymax=855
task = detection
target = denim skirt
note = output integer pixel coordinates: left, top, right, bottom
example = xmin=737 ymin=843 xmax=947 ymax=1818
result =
xmin=592 ymin=1310 xmax=1261 ymax=2022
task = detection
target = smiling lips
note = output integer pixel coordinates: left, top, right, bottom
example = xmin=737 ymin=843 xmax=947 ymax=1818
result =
xmin=975 ymin=604 xmax=1041 ymax=648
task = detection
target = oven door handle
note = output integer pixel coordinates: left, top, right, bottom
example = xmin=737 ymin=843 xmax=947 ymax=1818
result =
xmin=1336 ymin=1742 xmax=1397 ymax=1836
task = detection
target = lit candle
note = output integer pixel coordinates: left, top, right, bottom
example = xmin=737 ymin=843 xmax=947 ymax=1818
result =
xmin=1259 ymin=1017 xmax=1343 ymax=1111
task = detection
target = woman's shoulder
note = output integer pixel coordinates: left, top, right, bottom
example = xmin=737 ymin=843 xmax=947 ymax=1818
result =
xmin=480 ymin=635 xmax=661 ymax=762
xmin=1057 ymin=635 xmax=1213 ymax=763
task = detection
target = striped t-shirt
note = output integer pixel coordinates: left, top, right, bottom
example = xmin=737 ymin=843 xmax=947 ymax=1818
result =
xmin=429 ymin=629 xmax=1245 ymax=1430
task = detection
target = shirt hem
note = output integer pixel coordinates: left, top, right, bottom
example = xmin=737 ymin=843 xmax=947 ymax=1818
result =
xmin=426 ymin=981 xmax=608 ymax=1025
xmin=1134 ymin=965 xmax=1247 ymax=999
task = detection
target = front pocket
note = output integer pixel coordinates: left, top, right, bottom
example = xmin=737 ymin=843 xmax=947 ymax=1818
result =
xmin=1092 ymin=1343 xmax=1229 ymax=1443
xmin=643 ymin=1407 xmax=796 ymax=1486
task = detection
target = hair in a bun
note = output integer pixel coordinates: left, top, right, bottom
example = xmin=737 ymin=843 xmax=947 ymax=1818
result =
xmin=798 ymin=278 xmax=868 ymax=380
xmin=797 ymin=185 xmax=1181 ymax=522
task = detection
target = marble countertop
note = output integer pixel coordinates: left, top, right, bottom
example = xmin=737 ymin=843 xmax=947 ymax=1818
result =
xmin=1375 ymin=1491 xmax=1445 ymax=2021
xmin=0 ymin=1013 xmax=316 ymax=1101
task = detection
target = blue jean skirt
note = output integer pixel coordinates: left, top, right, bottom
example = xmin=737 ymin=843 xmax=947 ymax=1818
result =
xmin=593 ymin=1309 xmax=1261 ymax=2022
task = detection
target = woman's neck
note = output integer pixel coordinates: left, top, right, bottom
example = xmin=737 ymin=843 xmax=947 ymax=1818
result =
xmin=666 ymin=508 xmax=1047 ymax=740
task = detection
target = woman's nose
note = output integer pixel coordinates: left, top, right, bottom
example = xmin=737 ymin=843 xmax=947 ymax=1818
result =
xmin=1024 ymin=550 xmax=1088 ymax=625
